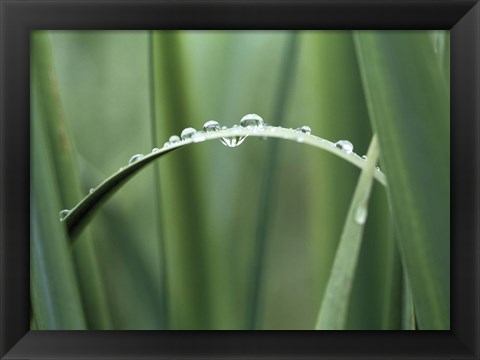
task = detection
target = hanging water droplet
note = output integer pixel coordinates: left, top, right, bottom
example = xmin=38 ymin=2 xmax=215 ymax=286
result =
xmin=169 ymin=135 xmax=180 ymax=143
xmin=181 ymin=127 xmax=196 ymax=140
xmin=129 ymin=154 xmax=144 ymax=164
xmin=152 ymin=147 xmax=160 ymax=153
xmin=296 ymin=125 xmax=311 ymax=135
xmin=59 ymin=209 xmax=70 ymax=220
xmin=192 ymin=131 xmax=206 ymax=143
xmin=361 ymin=155 xmax=367 ymax=160
xmin=335 ymin=140 xmax=354 ymax=154
xmin=354 ymin=205 xmax=368 ymax=225
xmin=220 ymin=135 xmax=247 ymax=148
xmin=203 ymin=120 xmax=220 ymax=133
xmin=89 ymin=188 xmax=94 ymax=194
xmin=240 ymin=114 xmax=264 ymax=128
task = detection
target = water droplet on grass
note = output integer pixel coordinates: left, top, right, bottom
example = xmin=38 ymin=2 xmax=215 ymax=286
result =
xmin=89 ymin=188 xmax=94 ymax=194
xmin=335 ymin=140 xmax=354 ymax=154
xmin=152 ymin=147 xmax=160 ymax=153
xmin=203 ymin=120 xmax=220 ymax=133
xmin=361 ymin=155 xmax=367 ymax=160
xmin=169 ymin=135 xmax=180 ymax=143
xmin=221 ymin=136 xmax=247 ymax=147
xmin=296 ymin=125 xmax=311 ymax=135
xmin=354 ymin=206 xmax=368 ymax=224
xmin=240 ymin=114 xmax=264 ymax=128
xmin=129 ymin=154 xmax=144 ymax=164
xmin=59 ymin=209 xmax=70 ymax=220
xmin=181 ymin=127 xmax=196 ymax=140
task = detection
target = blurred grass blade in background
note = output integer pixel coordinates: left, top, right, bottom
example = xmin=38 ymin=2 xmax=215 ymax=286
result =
xmin=31 ymin=105 xmax=87 ymax=330
xmin=31 ymin=31 xmax=111 ymax=329
xmin=151 ymin=31 xmax=211 ymax=329
xmin=249 ymin=32 xmax=299 ymax=329
xmin=354 ymin=30 xmax=450 ymax=329
xmin=315 ymin=135 xmax=379 ymax=330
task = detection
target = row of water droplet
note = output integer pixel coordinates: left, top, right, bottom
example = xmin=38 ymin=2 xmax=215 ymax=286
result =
xmin=59 ymin=114 xmax=380 ymax=220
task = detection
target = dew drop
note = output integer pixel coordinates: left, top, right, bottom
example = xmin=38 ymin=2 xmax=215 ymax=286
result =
xmin=354 ymin=206 xmax=368 ymax=225
xmin=240 ymin=114 xmax=264 ymax=128
xmin=203 ymin=120 xmax=220 ymax=133
xmin=222 ymin=126 xmax=228 ymax=130
xmin=376 ymin=166 xmax=381 ymax=171
xmin=164 ymin=142 xmax=171 ymax=148
xmin=296 ymin=125 xmax=311 ymax=135
xmin=152 ymin=147 xmax=160 ymax=153
xmin=220 ymin=136 xmax=247 ymax=148
xmin=335 ymin=140 xmax=354 ymax=154
xmin=361 ymin=155 xmax=367 ymax=160
xmin=89 ymin=188 xmax=94 ymax=194
xmin=192 ymin=131 xmax=206 ymax=143
xmin=129 ymin=154 xmax=144 ymax=164
xmin=169 ymin=135 xmax=180 ymax=143
xmin=59 ymin=209 xmax=70 ymax=220
xmin=181 ymin=127 xmax=196 ymax=140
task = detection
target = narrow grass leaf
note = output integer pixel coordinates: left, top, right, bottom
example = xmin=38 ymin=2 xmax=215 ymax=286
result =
xmin=31 ymin=31 xmax=111 ymax=329
xmin=315 ymin=134 xmax=380 ymax=330
xmin=354 ymin=31 xmax=449 ymax=329
xmin=31 ymin=108 xmax=87 ymax=329
xmin=64 ymin=127 xmax=387 ymax=240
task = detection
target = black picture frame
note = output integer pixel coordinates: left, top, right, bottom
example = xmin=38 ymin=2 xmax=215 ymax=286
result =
xmin=1 ymin=0 xmax=479 ymax=359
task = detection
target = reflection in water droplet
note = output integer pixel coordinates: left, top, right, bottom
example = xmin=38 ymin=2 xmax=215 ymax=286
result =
xmin=335 ymin=140 xmax=354 ymax=154
xmin=240 ymin=114 xmax=264 ymax=128
xmin=152 ymin=147 xmax=160 ymax=153
xmin=59 ymin=209 xmax=70 ymax=220
xmin=169 ymin=135 xmax=180 ymax=143
xmin=296 ymin=125 xmax=311 ymax=135
xmin=181 ymin=127 xmax=196 ymax=140
xmin=354 ymin=206 xmax=368 ymax=225
xmin=220 ymin=136 xmax=247 ymax=148
xmin=129 ymin=154 xmax=144 ymax=164
xmin=203 ymin=120 xmax=220 ymax=133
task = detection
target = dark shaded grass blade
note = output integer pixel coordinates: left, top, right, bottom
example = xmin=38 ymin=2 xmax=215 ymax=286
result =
xmin=31 ymin=106 xmax=86 ymax=329
xmin=354 ymin=31 xmax=450 ymax=329
xmin=31 ymin=32 xmax=110 ymax=329
xmin=315 ymin=135 xmax=380 ymax=329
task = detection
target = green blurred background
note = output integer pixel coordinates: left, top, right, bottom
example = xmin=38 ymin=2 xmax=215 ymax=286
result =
xmin=30 ymin=30 xmax=449 ymax=330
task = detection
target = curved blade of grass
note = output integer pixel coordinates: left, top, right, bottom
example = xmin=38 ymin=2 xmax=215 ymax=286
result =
xmin=31 ymin=107 xmax=86 ymax=329
xmin=354 ymin=31 xmax=450 ymax=329
xmin=315 ymin=134 xmax=380 ymax=330
xmin=248 ymin=32 xmax=299 ymax=330
xmin=65 ymin=127 xmax=386 ymax=238
xmin=31 ymin=31 xmax=111 ymax=329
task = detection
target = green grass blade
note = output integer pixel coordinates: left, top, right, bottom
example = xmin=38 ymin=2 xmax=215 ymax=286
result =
xmin=64 ymin=127 xmax=386 ymax=239
xmin=315 ymin=134 xmax=380 ymax=330
xmin=249 ymin=32 xmax=299 ymax=329
xmin=31 ymin=31 xmax=111 ymax=329
xmin=402 ymin=276 xmax=416 ymax=330
xmin=148 ymin=31 xmax=169 ymax=328
xmin=354 ymin=31 xmax=450 ymax=329
xmin=31 ymin=107 xmax=87 ymax=330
